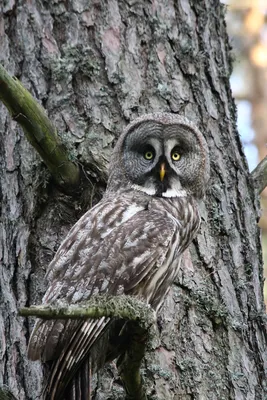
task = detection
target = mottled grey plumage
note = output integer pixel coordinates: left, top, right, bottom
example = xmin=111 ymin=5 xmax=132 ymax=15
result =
xmin=27 ymin=113 xmax=209 ymax=400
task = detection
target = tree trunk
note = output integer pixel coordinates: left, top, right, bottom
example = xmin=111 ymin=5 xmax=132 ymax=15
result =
xmin=0 ymin=1 xmax=266 ymax=399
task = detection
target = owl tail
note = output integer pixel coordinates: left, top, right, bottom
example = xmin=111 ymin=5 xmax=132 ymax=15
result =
xmin=42 ymin=317 xmax=111 ymax=400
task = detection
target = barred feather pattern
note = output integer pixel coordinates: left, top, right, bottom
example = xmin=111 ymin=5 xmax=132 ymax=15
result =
xmin=28 ymin=189 xmax=200 ymax=399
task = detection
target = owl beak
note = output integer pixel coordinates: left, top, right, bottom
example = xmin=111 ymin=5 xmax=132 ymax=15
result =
xmin=159 ymin=163 xmax=166 ymax=182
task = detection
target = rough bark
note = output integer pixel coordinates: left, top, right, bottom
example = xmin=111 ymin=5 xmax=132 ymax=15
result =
xmin=0 ymin=1 xmax=266 ymax=400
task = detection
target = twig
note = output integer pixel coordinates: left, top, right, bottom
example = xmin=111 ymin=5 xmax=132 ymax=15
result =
xmin=19 ymin=295 xmax=155 ymax=330
xmin=251 ymin=156 xmax=267 ymax=194
xmin=0 ymin=64 xmax=80 ymax=190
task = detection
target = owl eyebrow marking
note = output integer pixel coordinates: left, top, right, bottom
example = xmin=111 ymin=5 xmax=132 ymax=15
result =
xmin=165 ymin=138 xmax=179 ymax=149
xmin=146 ymin=137 xmax=161 ymax=153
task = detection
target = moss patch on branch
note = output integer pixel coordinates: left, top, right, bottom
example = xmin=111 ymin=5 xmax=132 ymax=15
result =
xmin=0 ymin=64 xmax=80 ymax=190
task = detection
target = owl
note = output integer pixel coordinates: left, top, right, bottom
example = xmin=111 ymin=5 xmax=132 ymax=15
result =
xmin=27 ymin=113 xmax=209 ymax=400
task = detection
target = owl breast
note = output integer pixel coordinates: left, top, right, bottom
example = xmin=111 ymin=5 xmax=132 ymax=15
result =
xmin=129 ymin=196 xmax=200 ymax=311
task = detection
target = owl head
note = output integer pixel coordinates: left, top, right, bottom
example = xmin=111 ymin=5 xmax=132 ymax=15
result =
xmin=107 ymin=113 xmax=210 ymax=199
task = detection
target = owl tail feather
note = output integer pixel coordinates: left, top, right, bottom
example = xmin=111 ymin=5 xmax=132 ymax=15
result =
xmin=64 ymin=357 xmax=91 ymax=400
xmin=43 ymin=356 xmax=91 ymax=400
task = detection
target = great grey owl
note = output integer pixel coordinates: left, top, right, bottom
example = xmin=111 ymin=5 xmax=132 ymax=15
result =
xmin=27 ymin=112 xmax=210 ymax=399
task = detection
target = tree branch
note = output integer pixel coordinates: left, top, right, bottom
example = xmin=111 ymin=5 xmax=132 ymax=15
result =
xmin=19 ymin=295 xmax=157 ymax=400
xmin=0 ymin=64 xmax=80 ymax=190
xmin=19 ymin=295 xmax=155 ymax=330
xmin=117 ymin=322 xmax=148 ymax=400
xmin=251 ymin=155 xmax=267 ymax=194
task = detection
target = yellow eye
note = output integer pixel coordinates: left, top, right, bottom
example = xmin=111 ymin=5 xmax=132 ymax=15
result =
xmin=144 ymin=151 xmax=154 ymax=160
xmin=171 ymin=152 xmax=181 ymax=161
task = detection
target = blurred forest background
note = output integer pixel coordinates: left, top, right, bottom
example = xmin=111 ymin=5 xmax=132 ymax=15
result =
xmin=223 ymin=0 xmax=267 ymax=303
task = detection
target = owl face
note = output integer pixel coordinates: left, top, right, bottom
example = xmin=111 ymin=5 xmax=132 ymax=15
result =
xmin=121 ymin=120 xmax=207 ymax=198
xmin=107 ymin=113 xmax=209 ymax=199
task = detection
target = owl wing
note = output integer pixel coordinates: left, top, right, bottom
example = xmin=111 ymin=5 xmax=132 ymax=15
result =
xmin=28 ymin=193 xmax=191 ymax=399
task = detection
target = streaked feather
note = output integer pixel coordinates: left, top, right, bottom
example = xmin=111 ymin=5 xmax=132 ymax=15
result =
xmin=28 ymin=190 xmax=200 ymax=399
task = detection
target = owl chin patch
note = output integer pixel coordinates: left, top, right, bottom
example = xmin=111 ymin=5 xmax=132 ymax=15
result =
xmin=156 ymin=184 xmax=187 ymax=198
xmin=155 ymin=181 xmax=169 ymax=197
xmin=162 ymin=188 xmax=188 ymax=198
